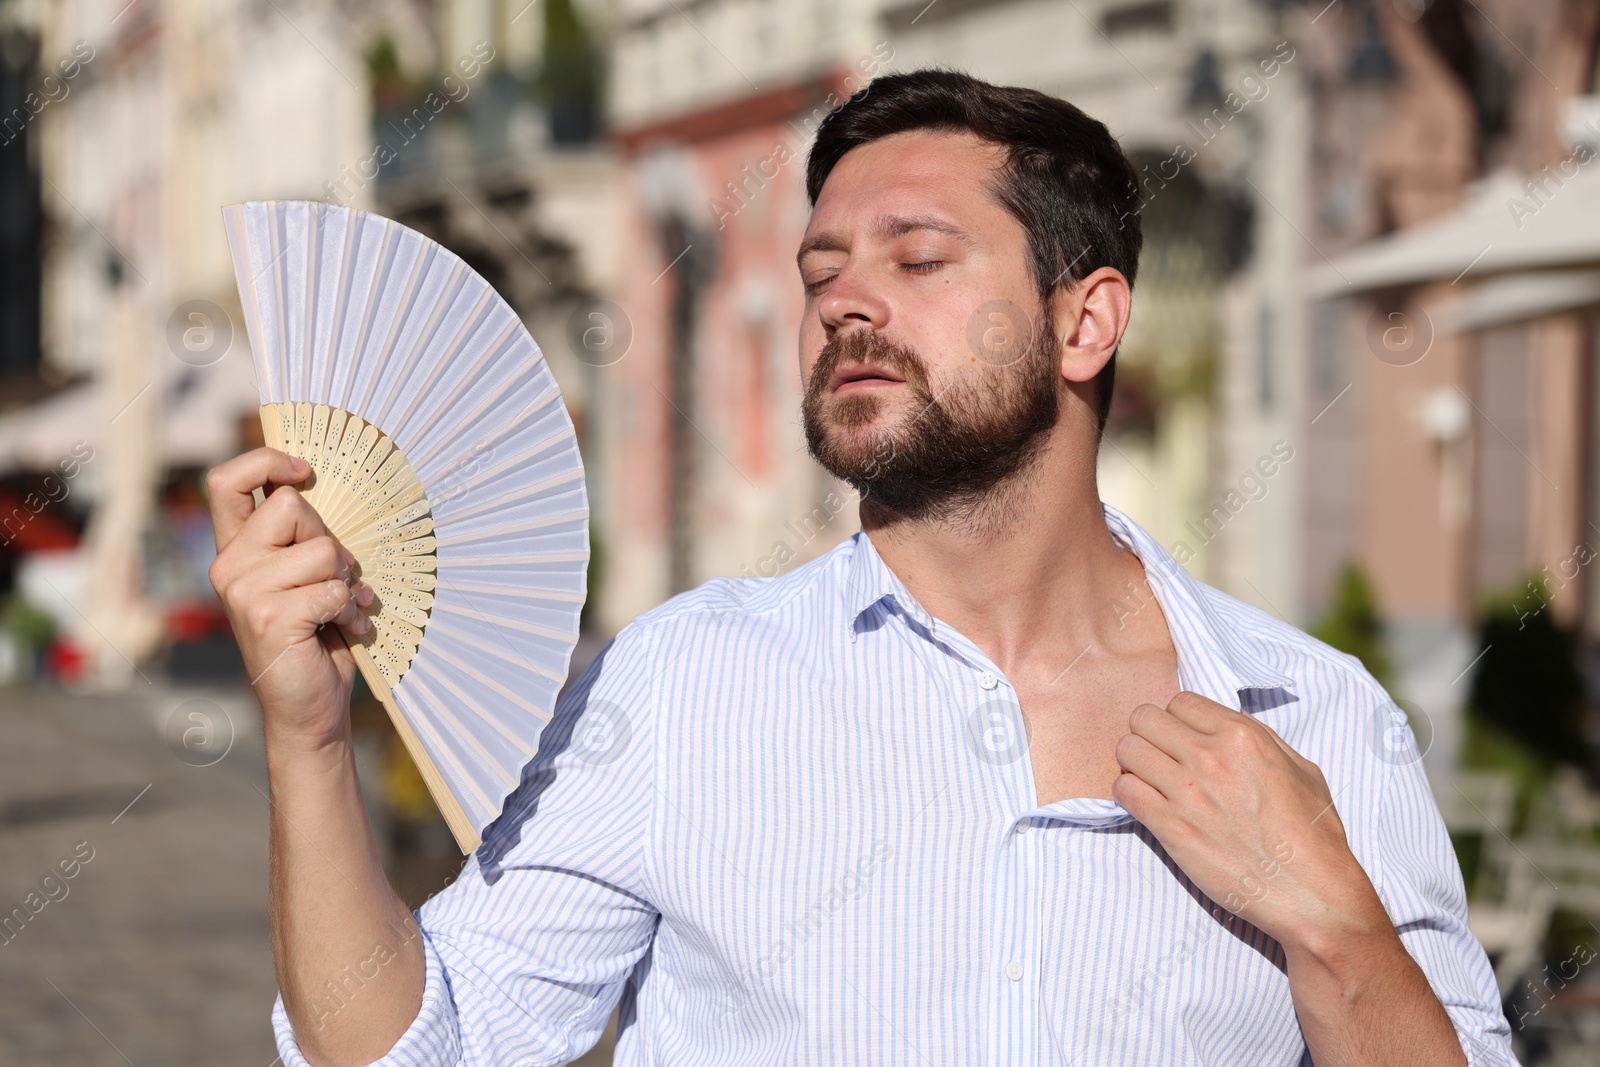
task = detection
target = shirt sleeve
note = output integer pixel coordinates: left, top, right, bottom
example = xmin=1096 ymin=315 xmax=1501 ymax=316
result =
xmin=270 ymin=619 xmax=664 ymax=1067
xmin=1369 ymin=745 xmax=1522 ymax=1066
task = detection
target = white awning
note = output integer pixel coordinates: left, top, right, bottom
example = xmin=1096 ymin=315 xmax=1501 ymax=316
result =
xmin=0 ymin=350 xmax=260 ymax=477
xmin=1436 ymin=269 xmax=1600 ymax=334
xmin=1311 ymin=167 xmax=1600 ymax=295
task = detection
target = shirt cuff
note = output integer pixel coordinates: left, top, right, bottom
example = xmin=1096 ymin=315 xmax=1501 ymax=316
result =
xmin=271 ymin=925 xmax=462 ymax=1067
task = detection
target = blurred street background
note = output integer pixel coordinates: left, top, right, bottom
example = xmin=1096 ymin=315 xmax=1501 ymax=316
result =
xmin=1 ymin=0 xmax=1599 ymax=1062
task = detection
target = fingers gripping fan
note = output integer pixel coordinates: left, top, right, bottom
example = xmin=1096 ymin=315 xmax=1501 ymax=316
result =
xmin=223 ymin=200 xmax=588 ymax=853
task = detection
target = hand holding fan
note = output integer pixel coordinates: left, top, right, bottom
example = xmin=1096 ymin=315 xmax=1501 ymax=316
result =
xmin=223 ymin=200 xmax=588 ymax=853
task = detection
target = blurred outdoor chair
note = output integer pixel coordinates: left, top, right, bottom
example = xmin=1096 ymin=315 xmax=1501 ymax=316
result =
xmin=1432 ymin=770 xmax=1558 ymax=998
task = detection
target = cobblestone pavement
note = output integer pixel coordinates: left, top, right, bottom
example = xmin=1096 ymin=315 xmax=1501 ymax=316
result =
xmin=0 ymin=683 xmax=280 ymax=1065
xmin=0 ymin=683 xmax=616 ymax=1066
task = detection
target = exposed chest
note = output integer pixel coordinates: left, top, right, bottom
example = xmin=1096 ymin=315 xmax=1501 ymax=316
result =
xmin=1011 ymin=647 xmax=1183 ymax=806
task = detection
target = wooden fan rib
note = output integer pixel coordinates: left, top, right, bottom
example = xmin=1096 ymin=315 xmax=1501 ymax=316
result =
xmin=370 ymin=584 xmax=433 ymax=616
xmin=336 ymin=487 xmax=428 ymax=547
xmin=316 ymin=422 xmax=395 ymax=537
xmin=364 ymin=536 xmax=437 ymax=561
xmin=302 ymin=404 xmax=333 ymax=510
xmin=371 ymin=607 xmax=424 ymax=647
xmin=354 ymin=648 xmax=483 ymax=853
xmin=324 ymin=444 xmax=408 ymax=537
xmin=318 ymin=418 xmax=384 ymax=536
xmin=369 ymin=555 xmax=436 ymax=579
xmin=344 ymin=524 xmax=434 ymax=561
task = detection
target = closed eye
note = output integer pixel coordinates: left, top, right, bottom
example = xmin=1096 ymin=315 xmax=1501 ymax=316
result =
xmin=903 ymin=260 xmax=943 ymax=275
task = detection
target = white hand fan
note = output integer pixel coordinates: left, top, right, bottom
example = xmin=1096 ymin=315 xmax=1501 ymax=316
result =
xmin=222 ymin=199 xmax=588 ymax=853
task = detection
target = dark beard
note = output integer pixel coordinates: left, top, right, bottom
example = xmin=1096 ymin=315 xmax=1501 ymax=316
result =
xmin=801 ymin=310 xmax=1060 ymax=523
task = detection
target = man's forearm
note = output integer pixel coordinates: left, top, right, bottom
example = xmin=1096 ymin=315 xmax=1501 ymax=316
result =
xmin=1285 ymin=920 xmax=1468 ymax=1067
xmin=268 ymin=731 xmax=426 ymax=1067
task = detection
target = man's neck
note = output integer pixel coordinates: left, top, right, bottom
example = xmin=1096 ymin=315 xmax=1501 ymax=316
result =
xmin=860 ymin=445 xmax=1160 ymax=679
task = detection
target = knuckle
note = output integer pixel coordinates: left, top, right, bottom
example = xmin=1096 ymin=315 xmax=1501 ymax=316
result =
xmin=1111 ymin=772 xmax=1137 ymax=808
xmin=319 ymin=579 xmax=351 ymax=612
xmin=243 ymin=598 xmax=274 ymax=636
xmin=1222 ymin=718 xmax=1256 ymax=747
xmin=309 ymin=535 xmax=340 ymax=572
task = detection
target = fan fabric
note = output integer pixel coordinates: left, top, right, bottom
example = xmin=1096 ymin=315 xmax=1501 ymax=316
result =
xmin=223 ymin=199 xmax=589 ymax=852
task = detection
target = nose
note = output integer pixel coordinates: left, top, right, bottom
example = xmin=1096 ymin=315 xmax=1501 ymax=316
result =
xmin=817 ymin=259 xmax=890 ymax=342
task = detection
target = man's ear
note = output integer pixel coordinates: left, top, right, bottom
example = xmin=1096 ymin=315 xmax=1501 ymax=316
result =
xmin=1050 ymin=266 xmax=1132 ymax=384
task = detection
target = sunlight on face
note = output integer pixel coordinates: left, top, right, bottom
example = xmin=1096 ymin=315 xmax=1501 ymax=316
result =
xmin=796 ymin=129 xmax=1061 ymax=519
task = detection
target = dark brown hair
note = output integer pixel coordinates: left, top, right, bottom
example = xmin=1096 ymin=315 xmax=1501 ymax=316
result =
xmin=805 ymin=67 xmax=1144 ymax=435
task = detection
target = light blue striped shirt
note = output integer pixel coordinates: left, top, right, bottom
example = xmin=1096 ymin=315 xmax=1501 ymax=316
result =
xmin=272 ymin=502 xmax=1517 ymax=1066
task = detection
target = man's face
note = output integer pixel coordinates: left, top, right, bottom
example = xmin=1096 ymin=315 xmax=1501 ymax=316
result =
xmin=796 ymin=129 xmax=1061 ymax=521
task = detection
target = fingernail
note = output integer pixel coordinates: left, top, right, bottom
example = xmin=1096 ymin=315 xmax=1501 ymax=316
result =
xmin=354 ymin=582 xmax=375 ymax=606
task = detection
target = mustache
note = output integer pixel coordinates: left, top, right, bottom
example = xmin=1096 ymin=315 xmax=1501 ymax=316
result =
xmin=807 ymin=329 xmax=929 ymax=397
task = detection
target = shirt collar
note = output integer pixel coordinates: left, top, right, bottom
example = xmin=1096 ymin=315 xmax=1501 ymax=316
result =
xmin=840 ymin=524 xmax=935 ymax=639
xmin=838 ymin=502 xmax=1296 ymax=709
xmin=1099 ymin=501 xmax=1296 ymax=708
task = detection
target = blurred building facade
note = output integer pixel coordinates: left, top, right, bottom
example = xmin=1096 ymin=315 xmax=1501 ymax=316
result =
xmin=1293 ymin=0 xmax=1600 ymax=768
xmin=11 ymin=0 xmax=371 ymax=684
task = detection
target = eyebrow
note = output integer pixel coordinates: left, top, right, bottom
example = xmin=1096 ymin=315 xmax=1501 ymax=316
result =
xmin=795 ymin=213 xmax=976 ymax=272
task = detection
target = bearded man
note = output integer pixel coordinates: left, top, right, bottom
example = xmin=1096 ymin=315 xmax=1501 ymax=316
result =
xmin=207 ymin=69 xmax=1514 ymax=1067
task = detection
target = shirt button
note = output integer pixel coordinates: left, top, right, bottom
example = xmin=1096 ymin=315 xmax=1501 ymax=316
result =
xmin=978 ymin=671 xmax=998 ymax=690
xmin=1005 ymin=960 xmax=1023 ymax=982
xmin=1015 ymin=819 xmax=1031 ymax=835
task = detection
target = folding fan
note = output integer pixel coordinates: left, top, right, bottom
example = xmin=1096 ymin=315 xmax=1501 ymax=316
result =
xmin=223 ymin=200 xmax=588 ymax=853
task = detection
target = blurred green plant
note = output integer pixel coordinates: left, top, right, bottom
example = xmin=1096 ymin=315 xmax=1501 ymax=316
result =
xmin=1457 ymin=710 xmax=1552 ymax=836
xmin=364 ymin=34 xmax=414 ymax=111
xmin=1468 ymin=584 xmax=1586 ymax=769
xmin=1454 ymin=582 xmax=1590 ymax=839
xmin=1310 ymin=561 xmax=1394 ymax=691
xmin=3 ymin=591 xmax=56 ymax=647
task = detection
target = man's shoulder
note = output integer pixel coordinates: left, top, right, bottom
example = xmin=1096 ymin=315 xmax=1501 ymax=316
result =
xmin=611 ymin=535 xmax=856 ymax=647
